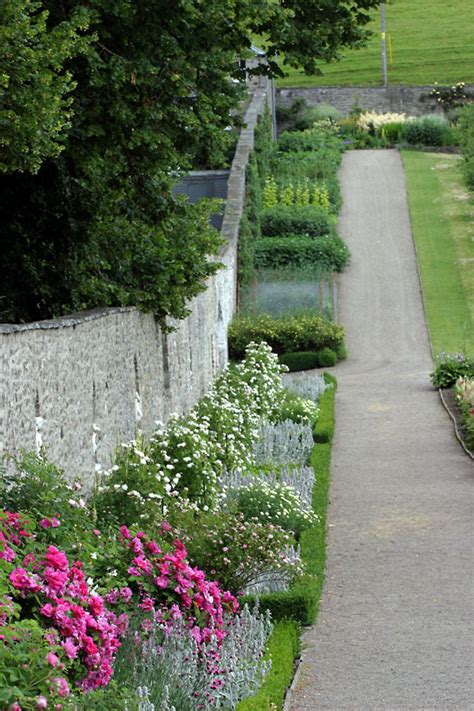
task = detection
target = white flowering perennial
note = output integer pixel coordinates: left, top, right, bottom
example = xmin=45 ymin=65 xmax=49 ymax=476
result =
xmin=222 ymin=464 xmax=315 ymax=509
xmin=94 ymin=341 xmax=288 ymax=519
xmin=235 ymin=480 xmax=318 ymax=538
xmin=254 ymin=420 xmax=314 ymax=466
xmin=356 ymin=110 xmax=414 ymax=132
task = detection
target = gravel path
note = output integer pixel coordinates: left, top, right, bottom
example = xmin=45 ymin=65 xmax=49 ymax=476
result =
xmin=285 ymin=150 xmax=474 ymax=710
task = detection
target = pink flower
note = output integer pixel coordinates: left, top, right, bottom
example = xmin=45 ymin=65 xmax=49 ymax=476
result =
xmin=36 ymin=696 xmax=48 ymax=709
xmin=40 ymin=517 xmax=60 ymax=529
xmin=146 ymin=540 xmax=161 ymax=555
xmin=119 ymin=525 xmax=131 ymax=539
xmin=9 ymin=568 xmax=41 ymax=592
xmin=138 ymin=597 xmax=155 ymax=611
xmin=51 ymin=678 xmax=70 ymax=698
xmin=43 ymin=568 xmax=68 ymax=594
xmin=44 ymin=547 xmax=68 ymax=571
xmin=0 ymin=544 xmax=15 ymax=562
xmin=129 ymin=537 xmax=143 ymax=554
xmin=119 ymin=587 xmax=133 ymax=602
xmin=46 ymin=652 xmax=60 ymax=667
xmin=155 ymin=575 xmax=169 ymax=589
xmin=88 ymin=595 xmax=104 ymax=615
xmin=62 ymin=638 xmax=78 ymax=659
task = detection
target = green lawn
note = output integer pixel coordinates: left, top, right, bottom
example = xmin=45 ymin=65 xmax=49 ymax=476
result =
xmin=278 ymin=0 xmax=474 ymax=87
xmin=402 ymin=150 xmax=474 ymax=356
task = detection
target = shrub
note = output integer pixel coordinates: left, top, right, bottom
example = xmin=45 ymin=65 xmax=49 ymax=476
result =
xmin=458 ymin=104 xmax=474 ymax=190
xmin=273 ymin=390 xmax=320 ymax=424
xmin=279 ymin=348 xmax=339 ymax=371
xmin=232 ymin=481 xmax=318 ymax=539
xmin=357 ymin=111 xmax=411 ymax=132
xmin=294 ymin=104 xmax=343 ymax=131
xmin=430 ymin=352 xmax=474 ymax=388
xmin=275 ymin=150 xmax=342 ymax=181
xmin=402 ymin=115 xmax=456 ymax=146
xmin=279 ymin=351 xmax=320 ymax=371
xmin=228 ymin=313 xmax=345 ymax=359
xmin=260 ymin=205 xmax=335 ymax=238
xmin=254 ymin=234 xmax=350 ymax=273
xmin=454 ymin=376 xmax=474 ymax=451
xmin=175 ymin=510 xmax=303 ymax=596
xmin=380 ymin=122 xmax=404 ymax=143
xmin=278 ymin=125 xmax=344 ymax=155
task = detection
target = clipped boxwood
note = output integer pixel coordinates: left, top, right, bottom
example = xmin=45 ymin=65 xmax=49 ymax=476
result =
xmin=254 ymin=234 xmax=350 ymax=273
xmin=279 ymin=347 xmax=337 ymax=372
xmin=261 ymin=205 xmax=335 ymax=238
xmin=228 ymin=313 xmax=344 ymax=360
xmin=313 ymin=380 xmax=336 ymax=443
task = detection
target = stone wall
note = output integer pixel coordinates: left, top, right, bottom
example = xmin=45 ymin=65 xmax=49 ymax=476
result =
xmin=0 ymin=83 xmax=272 ymax=487
xmin=277 ymin=85 xmax=474 ymax=118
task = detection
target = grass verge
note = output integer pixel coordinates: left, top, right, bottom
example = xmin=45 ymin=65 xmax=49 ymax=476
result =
xmin=277 ymin=0 xmax=474 ymax=87
xmin=401 ymin=150 xmax=474 ymax=355
xmin=237 ymin=372 xmax=336 ymax=710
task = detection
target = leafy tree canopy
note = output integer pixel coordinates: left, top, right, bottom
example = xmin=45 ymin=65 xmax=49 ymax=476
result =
xmin=0 ymin=0 xmax=379 ymax=324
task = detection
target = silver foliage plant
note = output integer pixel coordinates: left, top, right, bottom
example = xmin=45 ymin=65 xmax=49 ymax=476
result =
xmin=253 ymin=420 xmax=314 ymax=465
xmin=125 ymin=605 xmax=272 ymax=710
xmin=222 ymin=463 xmax=315 ymax=508
xmin=283 ymin=372 xmax=328 ymax=402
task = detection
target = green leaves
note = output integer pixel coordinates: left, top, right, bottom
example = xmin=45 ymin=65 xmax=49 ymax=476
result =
xmin=0 ymin=0 xmax=92 ymax=174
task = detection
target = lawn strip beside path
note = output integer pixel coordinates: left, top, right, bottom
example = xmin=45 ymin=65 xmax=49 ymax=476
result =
xmin=402 ymin=150 xmax=474 ymax=355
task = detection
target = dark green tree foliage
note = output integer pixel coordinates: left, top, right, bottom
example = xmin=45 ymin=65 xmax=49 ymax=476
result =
xmin=0 ymin=0 xmax=91 ymax=174
xmin=0 ymin=0 xmax=379 ymax=323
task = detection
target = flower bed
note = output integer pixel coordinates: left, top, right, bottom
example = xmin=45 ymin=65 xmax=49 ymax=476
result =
xmin=1 ymin=342 xmax=329 ymax=709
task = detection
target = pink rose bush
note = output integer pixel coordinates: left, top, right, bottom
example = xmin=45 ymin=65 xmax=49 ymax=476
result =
xmin=105 ymin=523 xmax=239 ymax=647
xmin=0 ymin=511 xmax=241 ymax=708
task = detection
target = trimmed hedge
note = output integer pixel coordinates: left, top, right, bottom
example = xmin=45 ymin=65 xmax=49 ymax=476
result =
xmin=254 ymin=234 xmax=350 ymax=273
xmin=242 ymin=373 xmax=336 ymax=625
xmin=279 ymin=348 xmax=337 ymax=372
xmin=260 ymin=205 xmax=335 ymax=238
xmin=228 ymin=314 xmax=345 ymax=360
xmin=313 ymin=380 xmax=336 ymax=443
xmin=236 ymin=620 xmax=300 ymax=711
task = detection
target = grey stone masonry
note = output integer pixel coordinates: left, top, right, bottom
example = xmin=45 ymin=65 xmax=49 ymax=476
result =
xmin=0 ymin=81 xmax=273 ymax=488
xmin=277 ymin=84 xmax=474 ymax=118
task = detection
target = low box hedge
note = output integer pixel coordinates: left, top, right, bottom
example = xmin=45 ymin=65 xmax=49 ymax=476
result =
xmin=260 ymin=205 xmax=335 ymax=238
xmin=279 ymin=348 xmax=337 ymax=372
xmin=228 ymin=313 xmax=345 ymax=360
xmin=254 ymin=234 xmax=350 ymax=273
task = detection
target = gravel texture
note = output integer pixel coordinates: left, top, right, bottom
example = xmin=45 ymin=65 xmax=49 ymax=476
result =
xmin=285 ymin=150 xmax=474 ymax=711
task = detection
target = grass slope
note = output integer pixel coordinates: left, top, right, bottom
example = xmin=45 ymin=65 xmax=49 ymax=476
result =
xmin=278 ymin=0 xmax=474 ymax=87
xmin=402 ymin=150 xmax=474 ymax=355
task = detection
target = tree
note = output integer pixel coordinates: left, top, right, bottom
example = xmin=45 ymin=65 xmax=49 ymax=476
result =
xmin=0 ymin=0 xmax=379 ymax=323
xmin=0 ymin=0 xmax=91 ymax=174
